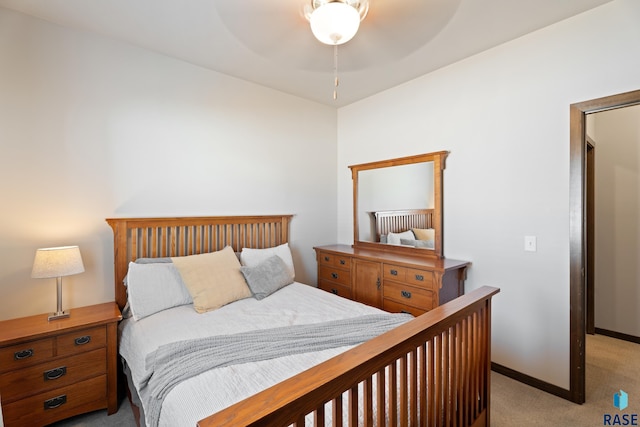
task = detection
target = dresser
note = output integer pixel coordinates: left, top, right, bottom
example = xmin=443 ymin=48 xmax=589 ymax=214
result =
xmin=0 ymin=302 xmax=122 ymax=427
xmin=315 ymin=245 xmax=469 ymax=316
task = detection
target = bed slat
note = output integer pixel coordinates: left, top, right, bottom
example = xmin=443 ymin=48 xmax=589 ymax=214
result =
xmin=333 ymin=396 xmax=342 ymax=427
xmin=376 ymin=367 xmax=385 ymax=426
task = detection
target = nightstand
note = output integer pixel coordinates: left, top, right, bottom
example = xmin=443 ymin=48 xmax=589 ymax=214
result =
xmin=0 ymin=302 xmax=122 ymax=427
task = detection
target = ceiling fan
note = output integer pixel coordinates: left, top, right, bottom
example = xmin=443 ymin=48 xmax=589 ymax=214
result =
xmin=213 ymin=0 xmax=461 ymax=73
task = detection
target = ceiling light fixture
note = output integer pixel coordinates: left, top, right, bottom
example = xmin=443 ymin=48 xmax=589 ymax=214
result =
xmin=305 ymin=0 xmax=369 ymax=100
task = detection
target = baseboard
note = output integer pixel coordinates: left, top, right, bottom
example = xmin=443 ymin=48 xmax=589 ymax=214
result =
xmin=594 ymin=328 xmax=640 ymax=344
xmin=491 ymin=362 xmax=572 ymax=402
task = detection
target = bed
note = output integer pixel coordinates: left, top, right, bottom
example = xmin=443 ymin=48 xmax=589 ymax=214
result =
xmin=107 ymin=215 xmax=498 ymax=427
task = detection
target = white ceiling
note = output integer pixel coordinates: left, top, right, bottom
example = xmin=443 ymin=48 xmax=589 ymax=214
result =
xmin=0 ymin=0 xmax=614 ymax=107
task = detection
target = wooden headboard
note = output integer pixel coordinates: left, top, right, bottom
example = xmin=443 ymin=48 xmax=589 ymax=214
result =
xmin=106 ymin=215 xmax=293 ymax=310
xmin=373 ymin=208 xmax=434 ymax=241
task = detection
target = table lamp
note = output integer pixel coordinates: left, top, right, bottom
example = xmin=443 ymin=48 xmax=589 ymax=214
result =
xmin=31 ymin=246 xmax=85 ymax=321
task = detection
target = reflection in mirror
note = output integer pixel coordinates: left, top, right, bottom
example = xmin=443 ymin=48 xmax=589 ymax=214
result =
xmin=350 ymin=151 xmax=447 ymax=259
xmin=358 ymin=162 xmax=434 ymax=242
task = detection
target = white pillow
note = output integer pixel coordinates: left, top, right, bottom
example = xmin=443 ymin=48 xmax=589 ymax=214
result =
xmin=387 ymin=230 xmax=416 ymax=245
xmin=240 ymin=243 xmax=295 ymax=281
xmin=126 ymin=262 xmax=192 ymax=321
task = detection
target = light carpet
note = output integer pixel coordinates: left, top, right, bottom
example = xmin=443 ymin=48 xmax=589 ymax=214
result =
xmin=491 ymin=334 xmax=639 ymax=426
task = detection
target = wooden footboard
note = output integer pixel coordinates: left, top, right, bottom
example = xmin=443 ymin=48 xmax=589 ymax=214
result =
xmin=198 ymin=286 xmax=499 ymax=427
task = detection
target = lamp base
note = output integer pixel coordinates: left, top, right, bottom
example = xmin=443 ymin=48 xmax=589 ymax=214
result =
xmin=48 ymin=310 xmax=70 ymax=321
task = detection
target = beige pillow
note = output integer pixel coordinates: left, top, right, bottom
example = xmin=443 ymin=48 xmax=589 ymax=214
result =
xmin=412 ymin=228 xmax=435 ymax=241
xmin=171 ymin=246 xmax=251 ymax=313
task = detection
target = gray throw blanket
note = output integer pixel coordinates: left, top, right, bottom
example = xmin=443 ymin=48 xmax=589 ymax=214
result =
xmin=140 ymin=312 xmax=413 ymax=427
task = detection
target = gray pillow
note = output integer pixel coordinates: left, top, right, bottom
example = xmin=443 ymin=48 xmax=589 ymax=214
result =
xmin=400 ymin=238 xmax=435 ymax=249
xmin=240 ymin=255 xmax=293 ymax=300
xmin=135 ymin=257 xmax=173 ymax=264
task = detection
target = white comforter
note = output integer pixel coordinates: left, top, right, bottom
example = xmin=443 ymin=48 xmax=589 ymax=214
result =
xmin=119 ymin=282 xmax=387 ymax=427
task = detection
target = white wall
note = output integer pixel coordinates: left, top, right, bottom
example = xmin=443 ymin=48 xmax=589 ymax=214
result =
xmin=591 ymin=105 xmax=640 ymax=337
xmin=337 ymin=0 xmax=640 ymax=389
xmin=0 ymin=8 xmax=337 ymax=321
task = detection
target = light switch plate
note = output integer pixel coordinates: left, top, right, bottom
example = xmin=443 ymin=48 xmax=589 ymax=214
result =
xmin=524 ymin=236 xmax=537 ymax=252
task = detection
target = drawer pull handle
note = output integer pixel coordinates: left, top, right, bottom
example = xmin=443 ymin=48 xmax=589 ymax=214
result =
xmin=74 ymin=335 xmax=91 ymax=345
xmin=339 ymin=259 xmax=346 ymax=265
xmin=401 ymin=310 xmax=411 ymax=314
xmin=324 ymin=256 xmax=330 ymax=262
xmin=44 ymin=394 xmax=67 ymax=410
xmin=331 ymin=273 xmax=338 ymax=279
xmin=401 ymin=290 xmax=412 ymax=299
xmin=376 ymin=278 xmax=381 ymax=290
xmin=414 ymin=274 xmax=424 ymax=281
xmin=14 ymin=349 xmax=34 ymax=360
xmin=331 ymin=288 xmax=338 ymax=295
xmin=44 ymin=366 xmax=67 ymax=381
xmin=390 ymin=269 xmax=398 ymax=276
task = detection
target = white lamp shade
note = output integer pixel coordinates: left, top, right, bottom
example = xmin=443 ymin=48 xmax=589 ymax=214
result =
xmin=32 ymin=246 xmax=85 ymax=278
xmin=310 ymin=2 xmax=361 ymax=45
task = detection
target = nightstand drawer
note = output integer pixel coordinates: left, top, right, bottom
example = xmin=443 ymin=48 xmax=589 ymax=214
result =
xmin=318 ymin=266 xmax=351 ymax=287
xmin=2 ymin=374 xmax=107 ymax=427
xmin=0 ymin=338 xmax=54 ymax=373
xmin=318 ymin=281 xmax=353 ymax=299
xmin=57 ymin=326 xmax=106 ymax=357
xmin=384 ymin=281 xmax=434 ymax=310
xmin=318 ymin=252 xmax=351 ymax=269
xmin=0 ymin=348 xmax=106 ymax=402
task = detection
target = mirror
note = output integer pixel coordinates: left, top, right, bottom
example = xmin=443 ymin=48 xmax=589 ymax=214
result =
xmin=349 ymin=151 xmax=447 ymax=259
xmin=357 ymin=162 xmax=435 ymax=241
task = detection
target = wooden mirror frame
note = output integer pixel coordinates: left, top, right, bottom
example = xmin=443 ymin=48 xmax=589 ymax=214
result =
xmin=349 ymin=151 xmax=448 ymax=259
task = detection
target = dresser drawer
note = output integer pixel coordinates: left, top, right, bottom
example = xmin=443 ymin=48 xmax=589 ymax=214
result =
xmin=384 ymin=281 xmax=434 ymax=311
xmin=2 ymin=374 xmax=107 ymax=427
xmin=406 ymin=268 xmax=434 ymax=289
xmin=57 ymin=326 xmax=106 ymax=357
xmin=318 ymin=252 xmax=351 ymax=269
xmin=383 ymin=264 xmax=407 ymax=282
xmin=0 ymin=338 xmax=54 ymax=373
xmin=318 ymin=281 xmax=353 ymax=299
xmin=319 ymin=265 xmax=351 ymax=287
xmin=0 ymin=348 xmax=106 ymax=403
xmin=384 ymin=265 xmax=434 ymax=289
xmin=383 ymin=264 xmax=433 ymax=289
xmin=383 ymin=299 xmax=427 ymax=317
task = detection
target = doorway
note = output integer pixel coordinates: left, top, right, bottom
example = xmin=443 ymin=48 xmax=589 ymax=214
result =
xmin=569 ymin=89 xmax=640 ymax=404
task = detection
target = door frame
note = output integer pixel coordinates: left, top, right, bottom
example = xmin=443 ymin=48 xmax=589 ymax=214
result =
xmin=569 ymin=89 xmax=640 ymax=403
xmin=586 ymin=138 xmax=595 ymax=335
